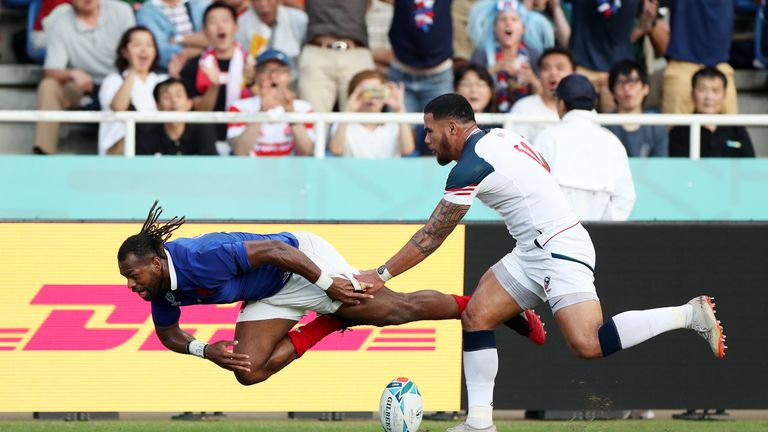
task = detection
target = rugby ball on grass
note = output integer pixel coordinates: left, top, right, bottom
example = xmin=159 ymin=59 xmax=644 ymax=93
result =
xmin=379 ymin=377 xmax=423 ymax=432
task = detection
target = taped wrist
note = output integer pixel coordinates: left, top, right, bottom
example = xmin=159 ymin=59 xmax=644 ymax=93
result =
xmin=315 ymin=272 xmax=333 ymax=291
xmin=187 ymin=340 xmax=208 ymax=358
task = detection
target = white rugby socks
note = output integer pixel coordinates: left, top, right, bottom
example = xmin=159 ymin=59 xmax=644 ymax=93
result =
xmin=463 ymin=330 xmax=498 ymax=429
xmin=610 ymin=304 xmax=692 ymax=351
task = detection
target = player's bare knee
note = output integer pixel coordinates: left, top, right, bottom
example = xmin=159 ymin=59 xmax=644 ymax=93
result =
xmin=569 ymin=339 xmax=602 ymax=360
xmin=461 ymin=307 xmax=492 ymax=330
xmin=234 ymin=368 xmax=271 ymax=386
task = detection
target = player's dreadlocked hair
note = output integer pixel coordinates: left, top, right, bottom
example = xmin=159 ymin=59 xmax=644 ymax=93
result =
xmin=117 ymin=201 xmax=185 ymax=261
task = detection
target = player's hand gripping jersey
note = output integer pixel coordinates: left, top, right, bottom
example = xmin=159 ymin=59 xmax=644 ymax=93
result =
xmin=151 ymin=232 xmax=299 ymax=326
xmin=443 ymin=129 xmax=582 ymax=249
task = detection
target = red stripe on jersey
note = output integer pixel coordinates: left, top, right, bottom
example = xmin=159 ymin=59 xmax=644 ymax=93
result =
xmin=445 ymin=184 xmax=478 ymax=192
xmin=450 ymin=192 xmax=473 ymax=196
xmin=541 ymin=222 xmax=580 ymax=247
xmin=514 ymin=140 xmax=550 ymax=172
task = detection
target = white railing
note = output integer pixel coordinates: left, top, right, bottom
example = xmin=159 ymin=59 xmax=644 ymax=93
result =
xmin=1 ymin=111 xmax=767 ymax=159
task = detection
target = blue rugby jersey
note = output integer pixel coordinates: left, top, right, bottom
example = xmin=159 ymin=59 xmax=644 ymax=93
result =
xmin=151 ymin=232 xmax=299 ymax=326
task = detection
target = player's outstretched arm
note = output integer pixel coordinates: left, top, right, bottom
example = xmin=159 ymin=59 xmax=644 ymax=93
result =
xmin=357 ymin=199 xmax=470 ymax=293
xmin=155 ymin=322 xmax=251 ymax=372
xmin=244 ymin=240 xmax=373 ymax=305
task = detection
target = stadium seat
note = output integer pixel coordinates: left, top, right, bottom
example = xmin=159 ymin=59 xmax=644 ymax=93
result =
xmin=26 ymin=0 xmax=46 ymax=63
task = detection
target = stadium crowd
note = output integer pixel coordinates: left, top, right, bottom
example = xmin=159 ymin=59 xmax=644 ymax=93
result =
xmin=8 ymin=0 xmax=762 ymax=160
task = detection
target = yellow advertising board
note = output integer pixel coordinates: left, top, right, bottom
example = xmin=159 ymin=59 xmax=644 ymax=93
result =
xmin=0 ymin=223 xmax=464 ymax=412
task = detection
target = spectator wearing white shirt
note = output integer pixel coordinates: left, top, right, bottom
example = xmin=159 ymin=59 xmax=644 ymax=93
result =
xmin=99 ymin=26 xmax=168 ymax=155
xmin=329 ymin=69 xmax=414 ymax=158
xmin=534 ymin=73 xmax=636 ymax=221
xmin=510 ymin=46 xmax=573 ymax=142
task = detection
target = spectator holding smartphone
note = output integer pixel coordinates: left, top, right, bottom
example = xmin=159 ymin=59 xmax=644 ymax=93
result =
xmin=329 ymin=69 xmax=414 ymax=158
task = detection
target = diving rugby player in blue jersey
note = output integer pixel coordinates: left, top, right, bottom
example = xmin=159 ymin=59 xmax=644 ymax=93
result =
xmin=117 ymin=201 xmax=545 ymax=386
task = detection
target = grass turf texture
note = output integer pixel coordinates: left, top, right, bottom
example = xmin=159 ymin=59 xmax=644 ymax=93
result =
xmin=2 ymin=421 xmax=768 ymax=432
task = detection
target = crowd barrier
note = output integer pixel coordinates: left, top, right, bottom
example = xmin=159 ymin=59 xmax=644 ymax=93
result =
xmin=1 ymin=111 xmax=767 ymax=158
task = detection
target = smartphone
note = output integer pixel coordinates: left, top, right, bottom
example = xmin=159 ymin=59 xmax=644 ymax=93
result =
xmin=361 ymin=86 xmax=389 ymax=102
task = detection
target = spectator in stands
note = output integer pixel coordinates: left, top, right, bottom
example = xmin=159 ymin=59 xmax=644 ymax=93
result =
xmin=454 ymin=63 xmax=496 ymax=116
xmin=135 ymin=78 xmax=218 ymax=155
xmin=510 ymin=46 xmax=573 ymax=142
xmin=663 ymin=0 xmax=738 ymax=115
xmin=236 ymin=0 xmax=307 ymax=70
xmin=568 ymin=0 xmax=660 ymax=113
xmin=516 ymin=0 xmax=556 ymax=54
xmin=471 ymin=0 xmax=556 ymax=57
xmin=98 ymin=26 xmax=168 ymax=155
xmin=605 ymin=59 xmax=668 ymax=157
xmin=180 ymin=2 xmax=253 ymax=144
xmin=33 ymin=0 xmax=135 ymax=154
xmin=387 ymin=0 xmax=454 ymax=113
xmin=669 ymin=67 xmax=755 ymax=158
xmin=366 ymin=0 xmax=394 ymax=73
xmin=469 ymin=0 xmax=542 ymax=113
xmin=329 ymin=70 xmax=414 ymax=158
xmin=227 ymin=49 xmax=315 ymax=156
xmin=523 ymin=0 xmax=571 ymax=48
xmin=298 ymin=0 xmax=375 ymax=112
xmin=535 ymin=74 xmax=636 ymax=221
xmin=452 ymin=0 xmax=478 ymax=62
xmin=136 ymin=0 xmax=211 ymax=71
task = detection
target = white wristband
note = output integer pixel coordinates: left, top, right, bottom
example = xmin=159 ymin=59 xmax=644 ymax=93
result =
xmin=315 ymin=272 xmax=333 ymax=291
xmin=187 ymin=339 xmax=208 ymax=358
xmin=174 ymin=34 xmax=185 ymax=44
xmin=377 ymin=265 xmax=393 ymax=282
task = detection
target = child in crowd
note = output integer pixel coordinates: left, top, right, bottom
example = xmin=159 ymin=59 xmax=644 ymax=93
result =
xmin=329 ymin=70 xmax=414 ymax=158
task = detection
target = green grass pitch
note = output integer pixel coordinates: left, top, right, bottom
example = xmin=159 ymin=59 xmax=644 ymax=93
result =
xmin=2 ymin=421 xmax=768 ymax=432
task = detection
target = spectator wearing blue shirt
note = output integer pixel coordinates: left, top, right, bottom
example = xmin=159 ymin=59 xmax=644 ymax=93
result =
xmin=605 ymin=59 xmax=668 ymax=157
xmin=387 ymin=0 xmax=454 ymax=113
xmin=568 ymin=0 xmax=645 ymax=112
xmin=136 ymin=0 xmax=211 ymax=70
xmin=662 ymin=0 xmax=737 ymax=115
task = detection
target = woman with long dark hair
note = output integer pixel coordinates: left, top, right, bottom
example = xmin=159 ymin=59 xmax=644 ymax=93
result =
xmin=98 ymin=26 xmax=168 ymax=155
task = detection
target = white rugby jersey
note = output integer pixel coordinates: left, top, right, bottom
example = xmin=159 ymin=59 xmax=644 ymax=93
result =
xmin=443 ymin=128 xmax=580 ymax=248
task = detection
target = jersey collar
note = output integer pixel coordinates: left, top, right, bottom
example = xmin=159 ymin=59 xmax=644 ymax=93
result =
xmin=165 ymin=248 xmax=178 ymax=291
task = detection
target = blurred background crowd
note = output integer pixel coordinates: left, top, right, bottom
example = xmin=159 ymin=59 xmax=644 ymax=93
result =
xmin=0 ymin=0 xmax=765 ymax=161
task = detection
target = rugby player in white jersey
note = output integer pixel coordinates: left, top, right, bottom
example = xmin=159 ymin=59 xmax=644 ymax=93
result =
xmin=356 ymin=93 xmax=726 ymax=432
